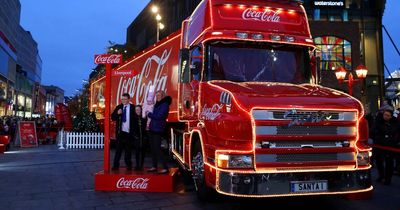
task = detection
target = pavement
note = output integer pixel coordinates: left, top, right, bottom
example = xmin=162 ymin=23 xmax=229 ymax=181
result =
xmin=0 ymin=144 xmax=399 ymax=210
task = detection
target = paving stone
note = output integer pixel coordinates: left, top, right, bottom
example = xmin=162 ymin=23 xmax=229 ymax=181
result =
xmin=1 ymin=145 xmax=400 ymax=210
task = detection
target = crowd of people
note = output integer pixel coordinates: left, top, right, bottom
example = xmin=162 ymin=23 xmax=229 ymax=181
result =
xmin=0 ymin=116 xmax=60 ymax=144
xmin=111 ymin=91 xmax=172 ymax=174
xmin=366 ymin=101 xmax=400 ymax=186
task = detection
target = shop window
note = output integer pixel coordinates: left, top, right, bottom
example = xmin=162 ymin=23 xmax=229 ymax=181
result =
xmin=314 ymin=36 xmax=351 ymax=71
xmin=25 ymin=97 xmax=32 ymax=118
xmin=313 ymin=9 xmax=320 ymax=20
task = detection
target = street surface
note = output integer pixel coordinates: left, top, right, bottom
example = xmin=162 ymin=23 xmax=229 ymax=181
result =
xmin=0 ymin=145 xmax=399 ymax=210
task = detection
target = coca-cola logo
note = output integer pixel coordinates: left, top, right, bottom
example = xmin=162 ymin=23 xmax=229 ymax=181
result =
xmin=116 ymin=177 xmax=149 ymax=189
xmin=116 ymin=49 xmax=171 ymax=105
xmin=242 ymin=8 xmax=280 ymax=22
xmin=201 ymin=104 xmax=223 ymax=120
xmin=94 ymin=54 xmax=123 ymax=64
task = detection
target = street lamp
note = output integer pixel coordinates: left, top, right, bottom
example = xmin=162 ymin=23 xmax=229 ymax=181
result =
xmin=335 ymin=65 xmax=368 ymax=96
xmin=151 ymin=5 xmax=164 ymax=42
xmin=151 ymin=6 xmax=158 ymax=14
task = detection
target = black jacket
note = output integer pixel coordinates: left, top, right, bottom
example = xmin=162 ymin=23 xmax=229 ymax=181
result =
xmin=132 ymin=114 xmax=147 ymax=148
xmin=111 ymin=103 xmax=136 ymax=138
xmin=373 ymin=116 xmax=400 ymax=147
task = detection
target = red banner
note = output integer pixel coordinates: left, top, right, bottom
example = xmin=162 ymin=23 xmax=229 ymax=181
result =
xmin=55 ymin=103 xmax=73 ymax=131
xmin=18 ymin=121 xmax=38 ymax=147
xmin=94 ymin=54 xmax=123 ymax=64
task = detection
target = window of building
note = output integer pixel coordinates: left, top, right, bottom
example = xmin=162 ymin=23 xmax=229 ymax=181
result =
xmin=314 ymin=36 xmax=352 ymax=71
xmin=25 ymin=97 xmax=32 ymax=118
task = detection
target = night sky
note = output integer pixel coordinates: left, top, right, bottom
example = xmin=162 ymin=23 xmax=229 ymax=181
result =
xmin=19 ymin=0 xmax=399 ymax=96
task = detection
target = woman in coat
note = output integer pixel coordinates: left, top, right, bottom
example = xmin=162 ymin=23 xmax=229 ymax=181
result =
xmin=146 ymin=90 xmax=172 ymax=174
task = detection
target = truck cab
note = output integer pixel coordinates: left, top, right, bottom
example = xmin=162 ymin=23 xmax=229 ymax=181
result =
xmin=174 ymin=0 xmax=372 ymax=199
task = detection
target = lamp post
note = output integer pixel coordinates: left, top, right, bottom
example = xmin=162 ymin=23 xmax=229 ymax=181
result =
xmin=335 ymin=65 xmax=368 ymax=96
xmin=151 ymin=6 xmax=164 ymax=42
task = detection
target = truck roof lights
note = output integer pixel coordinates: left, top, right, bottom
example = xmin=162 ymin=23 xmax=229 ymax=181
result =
xmin=305 ymin=38 xmax=314 ymax=43
xmin=224 ymin=4 xmax=232 ymax=8
xmin=270 ymin=35 xmax=281 ymax=41
xmin=285 ymin=36 xmax=295 ymax=42
xmin=236 ymin=32 xmax=249 ymax=39
xmin=212 ymin=31 xmax=223 ymax=35
xmin=252 ymin=33 xmax=264 ymax=40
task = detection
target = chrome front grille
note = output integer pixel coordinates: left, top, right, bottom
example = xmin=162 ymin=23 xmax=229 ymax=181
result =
xmin=252 ymin=109 xmax=356 ymax=121
xmin=253 ymin=109 xmax=358 ymax=169
xmin=264 ymin=141 xmax=344 ymax=149
xmin=272 ymin=111 xmax=339 ymax=120
xmin=277 ymin=126 xmax=337 ymax=135
xmin=256 ymin=126 xmax=356 ymax=136
xmin=256 ymin=153 xmax=354 ymax=163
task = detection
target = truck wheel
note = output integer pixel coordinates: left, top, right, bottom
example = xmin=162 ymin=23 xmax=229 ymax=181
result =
xmin=191 ymin=142 xmax=214 ymax=201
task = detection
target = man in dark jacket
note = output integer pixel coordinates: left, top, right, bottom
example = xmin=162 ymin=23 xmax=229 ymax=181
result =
xmin=111 ymin=93 xmax=136 ymax=170
xmin=146 ymin=90 xmax=172 ymax=174
xmin=373 ymin=109 xmax=400 ymax=185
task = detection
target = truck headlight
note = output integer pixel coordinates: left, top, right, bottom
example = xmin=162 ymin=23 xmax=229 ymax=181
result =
xmin=357 ymin=151 xmax=371 ymax=166
xmin=217 ymin=154 xmax=253 ymax=168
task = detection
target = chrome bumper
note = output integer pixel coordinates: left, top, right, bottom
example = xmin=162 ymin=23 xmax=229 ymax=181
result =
xmin=218 ymin=169 xmax=372 ymax=197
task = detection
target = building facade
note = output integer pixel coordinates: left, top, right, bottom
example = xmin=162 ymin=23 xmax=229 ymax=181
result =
xmin=0 ymin=0 xmax=43 ymax=117
xmin=125 ymin=0 xmax=386 ymax=112
xmin=126 ymin=0 xmax=201 ymax=51
xmin=303 ymin=0 xmax=386 ymax=113
xmin=43 ymin=85 xmax=64 ymax=116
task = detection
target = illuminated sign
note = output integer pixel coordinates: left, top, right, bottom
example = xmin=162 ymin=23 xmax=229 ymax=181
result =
xmin=313 ymin=0 xmax=345 ymax=7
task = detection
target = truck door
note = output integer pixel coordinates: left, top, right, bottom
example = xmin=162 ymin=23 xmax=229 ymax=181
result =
xmin=178 ymin=46 xmax=202 ymax=120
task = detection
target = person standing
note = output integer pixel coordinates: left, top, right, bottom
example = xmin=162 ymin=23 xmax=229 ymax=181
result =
xmin=111 ymin=93 xmax=135 ymax=171
xmin=372 ymin=109 xmax=400 ymax=185
xmin=132 ymin=105 xmax=147 ymax=171
xmin=146 ymin=90 xmax=172 ymax=174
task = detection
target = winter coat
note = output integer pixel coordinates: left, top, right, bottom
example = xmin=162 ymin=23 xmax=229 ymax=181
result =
xmin=372 ymin=116 xmax=400 ymax=147
xmin=148 ymin=96 xmax=172 ymax=134
xmin=132 ymin=114 xmax=147 ymax=148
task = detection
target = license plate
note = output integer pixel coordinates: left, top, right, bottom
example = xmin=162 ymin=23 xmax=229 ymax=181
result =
xmin=290 ymin=180 xmax=328 ymax=193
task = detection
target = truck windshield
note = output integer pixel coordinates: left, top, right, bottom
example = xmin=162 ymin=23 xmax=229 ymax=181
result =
xmin=207 ymin=41 xmax=311 ymax=84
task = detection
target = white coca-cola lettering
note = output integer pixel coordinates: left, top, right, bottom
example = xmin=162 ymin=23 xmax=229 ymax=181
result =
xmin=116 ymin=49 xmax=171 ymax=105
xmin=94 ymin=54 xmax=122 ymax=64
xmin=112 ymin=70 xmax=133 ymax=76
xmin=116 ymin=177 xmax=149 ymax=189
xmin=201 ymin=104 xmax=223 ymax=120
xmin=242 ymin=8 xmax=280 ymax=22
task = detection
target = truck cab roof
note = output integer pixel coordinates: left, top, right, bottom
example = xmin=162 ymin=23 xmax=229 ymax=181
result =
xmin=183 ymin=0 xmax=313 ymax=48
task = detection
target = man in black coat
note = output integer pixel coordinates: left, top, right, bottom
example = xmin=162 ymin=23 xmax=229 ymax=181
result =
xmin=372 ymin=109 xmax=400 ymax=185
xmin=111 ymin=93 xmax=135 ymax=170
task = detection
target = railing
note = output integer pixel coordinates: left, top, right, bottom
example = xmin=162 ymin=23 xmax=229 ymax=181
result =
xmin=58 ymin=130 xmax=104 ymax=149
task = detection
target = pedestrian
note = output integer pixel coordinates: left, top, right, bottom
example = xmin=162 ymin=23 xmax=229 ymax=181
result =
xmin=146 ymin=90 xmax=172 ymax=174
xmin=132 ymin=105 xmax=147 ymax=171
xmin=372 ymin=109 xmax=400 ymax=185
xmin=111 ymin=93 xmax=135 ymax=171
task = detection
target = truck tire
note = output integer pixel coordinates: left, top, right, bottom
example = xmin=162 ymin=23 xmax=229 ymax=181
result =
xmin=191 ymin=142 xmax=215 ymax=201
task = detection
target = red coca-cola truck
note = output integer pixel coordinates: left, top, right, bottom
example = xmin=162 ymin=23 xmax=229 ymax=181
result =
xmin=94 ymin=0 xmax=372 ymax=199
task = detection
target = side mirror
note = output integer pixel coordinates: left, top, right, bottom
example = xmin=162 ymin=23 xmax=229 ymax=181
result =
xmin=179 ymin=49 xmax=190 ymax=83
